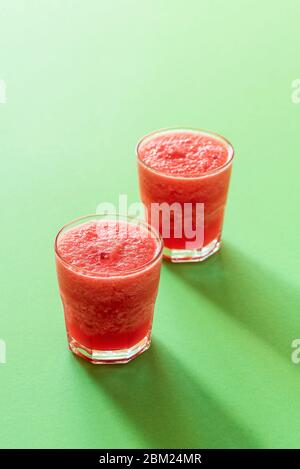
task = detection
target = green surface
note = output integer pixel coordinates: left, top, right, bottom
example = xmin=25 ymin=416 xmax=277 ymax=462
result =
xmin=1 ymin=0 xmax=300 ymax=449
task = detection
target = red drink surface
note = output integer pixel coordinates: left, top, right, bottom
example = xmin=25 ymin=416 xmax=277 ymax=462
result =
xmin=55 ymin=220 xmax=162 ymax=350
xmin=139 ymin=131 xmax=229 ymax=177
xmin=138 ymin=129 xmax=233 ymax=250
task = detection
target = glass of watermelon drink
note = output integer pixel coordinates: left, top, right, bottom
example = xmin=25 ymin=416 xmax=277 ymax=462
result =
xmin=137 ymin=128 xmax=234 ymax=262
xmin=55 ymin=214 xmax=163 ymax=364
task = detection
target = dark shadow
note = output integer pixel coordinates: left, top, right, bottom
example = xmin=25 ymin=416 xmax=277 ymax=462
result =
xmin=77 ymin=341 xmax=260 ymax=448
xmin=165 ymin=243 xmax=299 ymax=358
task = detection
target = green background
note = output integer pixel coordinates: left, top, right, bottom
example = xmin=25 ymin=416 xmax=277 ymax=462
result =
xmin=1 ymin=0 xmax=300 ymax=449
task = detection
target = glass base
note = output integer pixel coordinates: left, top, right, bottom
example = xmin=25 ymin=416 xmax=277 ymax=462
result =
xmin=163 ymin=238 xmax=221 ymax=263
xmin=68 ymin=333 xmax=151 ymax=364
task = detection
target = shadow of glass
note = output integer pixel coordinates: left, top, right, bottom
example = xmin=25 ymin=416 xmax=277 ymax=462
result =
xmin=78 ymin=341 xmax=260 ymax=448
xmin=165 ymin=243 xmax=299 ymax=358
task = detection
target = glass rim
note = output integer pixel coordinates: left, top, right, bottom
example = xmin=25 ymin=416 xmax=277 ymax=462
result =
xmin=54 ymin=213 xmax=164 ymax=278
xmin=136 ymin=127 xmax=234 ymax=179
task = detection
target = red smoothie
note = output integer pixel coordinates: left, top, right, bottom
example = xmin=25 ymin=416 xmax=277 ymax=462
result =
xmin=55 ymin=216 xmax=163 ymax=363
xmin=137 ymin=129 xmax=234 ymax=262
